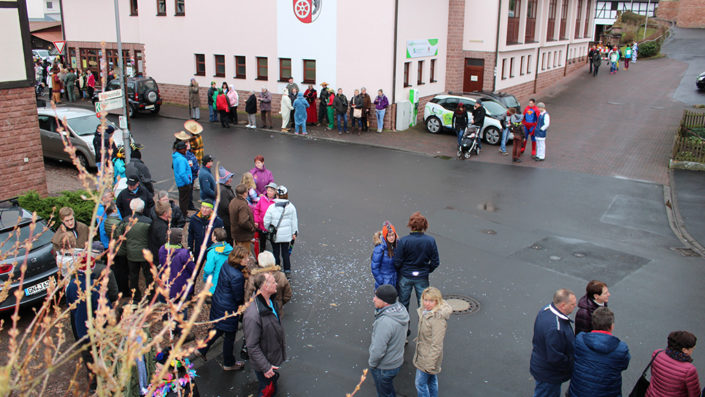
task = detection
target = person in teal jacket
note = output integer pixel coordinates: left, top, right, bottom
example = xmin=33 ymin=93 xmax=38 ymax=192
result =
xmin=202 ymin=228 xmax=233 ymax=294
xmin=293 ymin=91 xmax=310 ymax=135
xmin=172 ymin=141 xmax=192 ymax=215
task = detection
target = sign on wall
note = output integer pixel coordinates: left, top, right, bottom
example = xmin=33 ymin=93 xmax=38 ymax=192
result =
xmin=406 ymin=39 xmax=439 ymax=58
xmin=293 ymin=0 xmax=322 ymax=24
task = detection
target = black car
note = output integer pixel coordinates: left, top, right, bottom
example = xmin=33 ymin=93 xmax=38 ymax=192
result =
xmin=697 ymin=71 xmax=705 ymax=91
xmin=92 ymin=76 xmax=162 ymax=118
xmin=0 ymin=200 xmax=58 ymax=312
xmin=451 ymin=91 xmax=521 ymax=113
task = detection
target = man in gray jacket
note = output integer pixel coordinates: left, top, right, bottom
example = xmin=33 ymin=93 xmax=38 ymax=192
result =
xmin=368 ymin=284 xmax=409 ymax=397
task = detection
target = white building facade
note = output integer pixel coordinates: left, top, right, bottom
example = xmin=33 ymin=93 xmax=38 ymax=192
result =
xmin=62 ymin=0 xmax=594 ymax=129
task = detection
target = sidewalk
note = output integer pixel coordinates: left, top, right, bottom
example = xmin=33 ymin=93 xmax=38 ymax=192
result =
xmin=669 ymin=169 xmax=705 ymax=256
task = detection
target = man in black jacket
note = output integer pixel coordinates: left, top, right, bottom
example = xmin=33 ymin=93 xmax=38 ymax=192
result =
xmin=148 ymin=201 xmax=171 ymax=261
xmin=207 ymin=81 xmax=218 ymax=122
xmin=116 ymin=176 xmax=154 ymax=219
xmin=317 ymin=83 xmax=330 ymax=126
xmin=125 ymin=148 xmax=153 ymax=193
xmin=472 ymin=100 xmax=486 ymax=150
xmin=92 ymin=125 xmax=117 ymax=171
xmin=333 ymin=89 xmax=349 ymax=134
xmin=216 ymin=167 xmax=236 ymax=245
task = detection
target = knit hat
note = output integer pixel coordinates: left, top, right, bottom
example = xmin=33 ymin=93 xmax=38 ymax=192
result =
xmin=381 ymin=221 xmax=396 ymax=241
xmin=218 ymin=166 xmax=233 ymax=184
xmin=375 ymin=284 xmax=397 ymax=305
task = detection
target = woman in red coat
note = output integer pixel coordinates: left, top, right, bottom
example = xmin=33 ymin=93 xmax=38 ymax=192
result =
xmin=216 ymin=88 xmax=230 ymax=128
xmin=646 ymin=330 xmax=701 ymax=397
xmin=304 ymin=85 xmax=317 ymax=125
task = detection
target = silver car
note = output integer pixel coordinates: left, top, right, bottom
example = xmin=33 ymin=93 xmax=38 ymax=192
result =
xmin=37 ymin=107 xmax=125 ymax=169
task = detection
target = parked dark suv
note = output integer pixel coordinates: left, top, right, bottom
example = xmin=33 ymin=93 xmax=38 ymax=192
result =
xmin=0 ymin=200 xmax=58 ymax=312
xmin=93 ymin=76 xmax=162 ymax=118
xmin=450 ymin=91 xmax=521 ymax=113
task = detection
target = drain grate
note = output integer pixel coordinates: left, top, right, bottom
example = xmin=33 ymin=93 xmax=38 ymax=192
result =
xmin=671 ymin=247 xmax=701 ymax=257
xmin=444 ymin=295 xmax=480 ymax=315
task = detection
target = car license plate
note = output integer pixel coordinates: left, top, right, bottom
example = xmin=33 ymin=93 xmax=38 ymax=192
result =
xmin=25 ymin=280 xmax=49 ymax=296
xmin=145 ymin=105 xmax=154 ymax=110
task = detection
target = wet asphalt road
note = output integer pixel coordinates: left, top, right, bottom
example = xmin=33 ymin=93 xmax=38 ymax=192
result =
xmin=662 ymin=27 xmax=705 ymax=106
xmin=124 ymin=114 xmax=705 ymax=396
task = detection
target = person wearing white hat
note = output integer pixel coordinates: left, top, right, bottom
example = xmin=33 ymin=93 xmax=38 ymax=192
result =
xmin=534 ymin=102 xmax=549 ymax=161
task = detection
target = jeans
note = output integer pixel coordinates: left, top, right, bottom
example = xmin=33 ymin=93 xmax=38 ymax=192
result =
xmin=371 ymin=366 xmax=400 ymax=397
xmin=415 ymin=369 xmax=438 ymax=397
xmin=610 ymin=61 xmax=617 ymax=73
xmin=456 ymin=128 xmax=464 ymax=147
xmin=208 ymin=105 xmax=217 ymax=122
xmin=336 ymin=113 xmax=348 ymax=132
xmin=500 ymin=127 xmax=509 ymax=153
xmin=255 ymin=370 xmax=279 ymax=397
xmin=191 ymin=107 xmax=200 ymax=120
xmin=199 ymin=328 xmax=237 ymax=366
xmin=533 ymin=380 xmax=561 ymax=397
xmin=248 ymin=113 xmax=257 ymax=127
xmin=272 ymin=242 xmax=291 ymax=272
xmin=376 ymin=109 xmax=386 ymax=131
xmin=398 ymin=276 xmax=429 ymax=311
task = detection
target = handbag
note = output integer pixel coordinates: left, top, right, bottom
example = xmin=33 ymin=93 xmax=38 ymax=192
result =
xmin=267 ymin=202 xmax=288 ymax=242
xmin=353 ymin=108 xmax=362 ymax=118
xmin=629 ymin=350 xmax=663 ymax=397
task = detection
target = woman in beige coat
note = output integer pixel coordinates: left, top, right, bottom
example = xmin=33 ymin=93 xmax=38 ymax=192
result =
xmin=413 ymin=286 xmax=452 ymax=397
xmin=244 ymin=250 xmax=292 ymax=312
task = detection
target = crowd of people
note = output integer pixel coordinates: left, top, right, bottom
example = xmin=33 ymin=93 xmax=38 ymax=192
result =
xmin=588 ymin=41 xmax=638 ymax=78
xmin=190 ymin=77 xmax=391 ymax=135
xmin=35 ymin=58 xmax=97 ymax=104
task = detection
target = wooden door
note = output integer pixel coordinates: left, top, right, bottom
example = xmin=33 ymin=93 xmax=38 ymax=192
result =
xmin=463 ymin=58 xmax=484 ymax=92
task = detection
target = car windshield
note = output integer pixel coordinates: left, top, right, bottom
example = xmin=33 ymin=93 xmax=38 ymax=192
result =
xmin=35 ymin=50 xmax=50 ymax=57
xmin=0 ymin=208 xmax=52 ymax=256
xmin=482 ymin=100 xmax=507 ymax=117
xmin=139 ymin=79 xmax=157 ymax=93
xmin=502 ymin=96 xmax=520 ymax=108
xmin=66 ymin=115 xmax=115 ymax=137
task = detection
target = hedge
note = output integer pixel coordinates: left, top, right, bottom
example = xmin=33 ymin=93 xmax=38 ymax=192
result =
xmin=18 ymin=190 xmax=95 ymax=228
xmin=639 ymin=40 xmax=661 ymax=58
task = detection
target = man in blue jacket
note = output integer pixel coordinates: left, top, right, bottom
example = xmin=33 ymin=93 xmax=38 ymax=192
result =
xmin=530 ymin=288 xmax=577 ymax=397
xmin=173 ymin=141 xmax=192 ymax=216
xmin=568 ymin=307 xmax=630 ymax=397
xmin=393 ymin=212 xmax=439 ymax=313
xmin=198 ymin=154 xmax=216 ymax=202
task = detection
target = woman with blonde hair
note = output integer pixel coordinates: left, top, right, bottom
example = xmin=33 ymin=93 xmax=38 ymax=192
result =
xmin=240 ymin=172 xmax=259 ymax=206
xmin=413 ymin=286 xmax=452 ymax=397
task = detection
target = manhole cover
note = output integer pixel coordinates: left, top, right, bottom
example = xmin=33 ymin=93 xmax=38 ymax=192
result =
xmin=531 ymin=244 xmax=543 ymax=250
xmin=549 ymin=255 xmax=561 ymax=261
xmin=444 ymin=295 xmax=480 ymax=315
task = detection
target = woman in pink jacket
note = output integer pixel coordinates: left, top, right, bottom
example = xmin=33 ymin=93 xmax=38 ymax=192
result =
xmin=253 ymin=182 xmax=277 ymax=253
xmin=646 ymin=330 xmax=701 ymax=397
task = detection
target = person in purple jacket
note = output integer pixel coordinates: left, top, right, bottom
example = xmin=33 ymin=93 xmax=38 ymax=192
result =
xmin=249 ymin=154 xmax=274 ymax=195
xmin=373 ymin=89 xmax=389 ymax=133
xmin=158 ymin=227 xmax=196 ymax=338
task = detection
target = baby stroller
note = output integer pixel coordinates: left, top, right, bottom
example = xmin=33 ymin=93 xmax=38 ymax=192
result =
xmin=457 ymin=125 xmax=480 ymax=159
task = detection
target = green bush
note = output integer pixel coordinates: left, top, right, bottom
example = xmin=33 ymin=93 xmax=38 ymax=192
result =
xmin=638 ymin=40 xmax=661 ymax=58
xmin=18 ymin=190 xmax=95 ymax=228
xmin=620 ymin=11 xmax=646 ymax=26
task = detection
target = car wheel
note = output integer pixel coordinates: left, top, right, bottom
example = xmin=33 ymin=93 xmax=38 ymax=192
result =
xmin=145 ymin=90 xmax=158 ymax=104
xmin=128 ymin=105 xmax=136 ymax=118
xmin=151 ymin=105 xmax=161 ymax=114
xmin=483 ymin=126 xmax=500 ymax=145
xmin=76 ymin=153 xmax=89 ymax=170
xmin=425 ymin=116 xmax=442 ymax=134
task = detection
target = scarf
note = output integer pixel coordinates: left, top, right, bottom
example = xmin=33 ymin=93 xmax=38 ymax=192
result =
xmin=666 ymin=348 xmax=693 ymax=363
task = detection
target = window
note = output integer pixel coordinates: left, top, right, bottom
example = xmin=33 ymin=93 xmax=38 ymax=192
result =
xmin=584 ymin=0 xmax=591 ymax=37
xmin=558 ymin=50 xmax=562 ymax=66
xmin=501 ymin=58 xmax=507 ymax=80
xmin=234 ymin=56 xmax=246 ymax=79
xmin=575 ymin=0 xmax=583 ymax=38
xmin=417 ymin=60 xmax=424 ymax=85
xmin=46 ymin=2 xmax=53 ymax=9
xmin=430 ymin=59 xmax=436 ymax=82
xmin=403 ymin=62 xmax=410 ymax=87
xmin=194 ymin=54 xmax=205 ymax=76
xmin=256 ymin=57 xmax=268 ymax=80
xmin=547 ymin=0 xmax=557 ymax=41
xmin=525 ymin=0 xmax=537 ymax=42
xmin=156 ymin=0 xmax=166 ymax=15
xmin=303 ymin=59 xmax=316 ymax=84
xmin=135 ymin=50 xmax=144 ymax=74
xmin=546 ymin=52 xmax=551 ymax=69
xmin=130 ymin=0 xmax=138 ymax=15
xmin=560 ymin=0 xmax=568 ymax=39
xmin=508 ymin=0 xmax=521 ymax=17
xmin=279 ymin=58 xmax=292 ymax=82
xmin=520 ymin=56 xmax=525 ymax=75
xmin=507 ymin=0 xmax=521 ymax=44
xmin=214 ymin=55 xmax=225 ymax=77
xmin=510 ymin=57 xmax=515 ymax=77
xmin=553 ymin=51 xmax=558 ymax=67
xmin=527 ymin=54 xmax=532 ymax=73
xmin=175 ymin=0 xmax=184 ymax=15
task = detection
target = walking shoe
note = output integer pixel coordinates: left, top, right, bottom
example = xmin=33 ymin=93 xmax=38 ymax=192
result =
xmin=513 ymin=158 xmax=521 ymax=163
xmin=338 ymin=131 xmax=343 ymax=135
xmin=302 ymin=131 xmax=308 ymax=135
xmin=222 ymin=361 xmax=245 ymax=371
xmin=502 ymin=151 xmax=509 ymax=156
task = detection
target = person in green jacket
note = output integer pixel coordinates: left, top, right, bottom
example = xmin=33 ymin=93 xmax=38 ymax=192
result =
xmin=202 ymin=228 xmax=233 ymax=294
xmin=125 ymin=198 xmax=153 ymax=302
xmin=326 ymin=87 xmax=335 ymax=130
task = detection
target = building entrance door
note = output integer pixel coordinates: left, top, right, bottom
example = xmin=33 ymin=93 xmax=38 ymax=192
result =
xmin=463 ymin=58 xmax=484 ymax=92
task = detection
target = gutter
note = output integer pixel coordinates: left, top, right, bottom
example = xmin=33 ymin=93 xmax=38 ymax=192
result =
xmin=493 ymin=0 xmax=502 ymax=92
xmin=391 ymin=0 xmax=399 ymax=104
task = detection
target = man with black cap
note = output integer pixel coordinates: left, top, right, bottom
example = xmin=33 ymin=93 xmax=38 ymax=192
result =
xmin=116 ymin=175 xmax=154 ymax=219
xmin=172 ymin=141 xmax=193 ymax=215
xmin=198 ymin=154 xmax=216 ymax=202
xmin=92 ymin=124 xmax=118 ymax=171
xmin=187 ymin=199 xmax=224 ymax=266
xmin=369 ymin=284 xmax=409 ymax=397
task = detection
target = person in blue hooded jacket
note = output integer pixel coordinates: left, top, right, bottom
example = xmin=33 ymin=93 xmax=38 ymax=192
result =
xmin=198 ymin=154 xmax=216 ymax=202
xmin=568 ymin=307 xmax=630 ymax=397
xmin=202 ymin=228 xmax=233 ymax=294
xmin=172 ymin=141 xmax=192 ymax=215
xmin=293 ymin=91 xmax=310 ymax=135
xmin=371 ymin=222 xmax=398 ymax=290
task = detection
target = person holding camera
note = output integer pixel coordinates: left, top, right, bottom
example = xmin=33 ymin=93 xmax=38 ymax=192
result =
xmin=262 ymin=186 xmax=298 ymax=278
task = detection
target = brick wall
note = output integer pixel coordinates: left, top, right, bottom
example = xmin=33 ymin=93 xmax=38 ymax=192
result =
xmin=445 ymin=0 xmax=466 ymax=92
xmin=656 ymin=0 xmax=680 ymax=21
xmin=0 ymin=87 xmax=48 ymax=200
xmin=676 ymin=0 xmax=705 ymax=28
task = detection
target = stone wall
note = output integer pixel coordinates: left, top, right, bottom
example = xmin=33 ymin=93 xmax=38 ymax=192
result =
xmin=656 ymin=0 xmax=679 ymax=21
xmin=0 ymin=87 xmax=48 ymax=200
xmin=445 ymin=0 xmax=466 ymax=92
xmin=656 ymin=0 xmax=705 ymax=28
